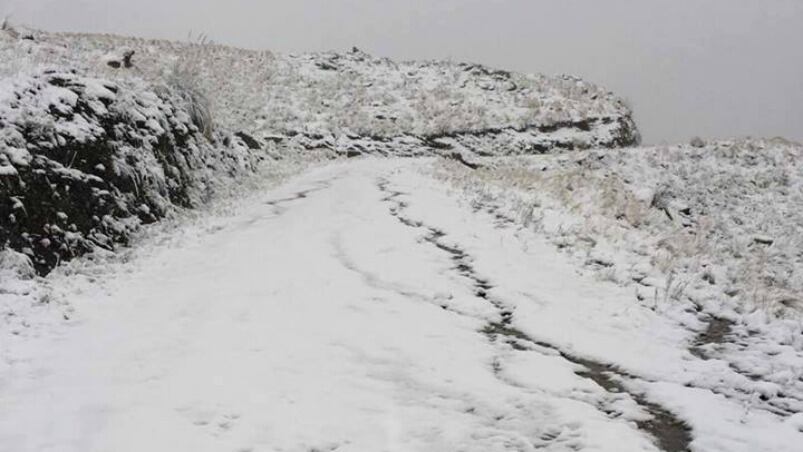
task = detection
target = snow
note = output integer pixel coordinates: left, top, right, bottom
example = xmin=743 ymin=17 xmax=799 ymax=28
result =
xmin=0 ymin=161 xmax=637 ymax=451
xmin=1 ymin=24 xmax=801 ymax=452
xmin=0 ymin=164 xmax=17 ymax=176
xmin=2 ymin=159 xmax=801 ymax=451
xmin=428 ymin=140 xmax=803 ymax=414
xmin=641 ymin=381 xmax=802 ymax=452
xmin=388 ymin=162 xmax=803 ymax=451
xmin=0 ymin=67 xmax=273 ymax=273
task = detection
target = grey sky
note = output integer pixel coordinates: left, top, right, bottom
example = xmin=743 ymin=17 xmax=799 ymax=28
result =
xmin=3 ymin=0 xmax=802 ymax=144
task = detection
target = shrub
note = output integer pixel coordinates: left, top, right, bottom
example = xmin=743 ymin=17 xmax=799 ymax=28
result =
xmin=165 ymin=34 xmax=215 ymax=140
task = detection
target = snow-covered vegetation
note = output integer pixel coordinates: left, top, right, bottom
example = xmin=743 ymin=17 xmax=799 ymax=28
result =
xmin=2 ymin=22 xmax=802 ymax=452
xmin=0 ymin=25 xmax=638 ymax=273
xmin=1 ymin=26 xmax=639 ymax=150
xmin=434 ymin=138 xmax=803 ymax=316
xmin=430 ymin=137 xmax=803 ymax=421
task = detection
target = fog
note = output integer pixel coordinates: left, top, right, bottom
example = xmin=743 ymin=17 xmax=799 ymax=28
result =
xmin=3 ymin=0 xmax=801 ymax=144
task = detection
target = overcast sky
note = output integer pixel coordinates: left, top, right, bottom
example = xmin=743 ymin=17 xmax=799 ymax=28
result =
xmin=3 ymin=0 xmax=801 ymax=144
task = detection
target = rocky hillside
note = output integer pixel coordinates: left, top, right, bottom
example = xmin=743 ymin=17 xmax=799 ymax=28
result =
xmin=0 ymin=26 xmax=640 ymax=274
xmin=2 ymin=28 xmax=639 ymax=155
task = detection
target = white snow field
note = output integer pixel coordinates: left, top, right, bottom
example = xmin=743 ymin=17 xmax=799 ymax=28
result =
xmin=2 ymin=159 xmax=801 ymax=452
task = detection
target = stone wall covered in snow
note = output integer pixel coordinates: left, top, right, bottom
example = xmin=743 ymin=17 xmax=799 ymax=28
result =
xmin=0 ymin=70 xmax=264 ymax=274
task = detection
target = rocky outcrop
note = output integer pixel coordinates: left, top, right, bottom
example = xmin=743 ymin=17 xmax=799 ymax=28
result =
xmin=0 ymin=70 xmax=265 ymax=274
xmin=3 ymin=30 xmax=642 ymax=157
xmin=266 ymin=50 xmax=640 ymax=143
xmin=265 ymin=115 xmax=639 ymax=159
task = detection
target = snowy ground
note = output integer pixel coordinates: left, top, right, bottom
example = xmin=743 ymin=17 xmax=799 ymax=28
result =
xmin=430 ymin=139 xmax=803 ymax=421
xmin=2 ymin=159 xmax=801 ymax=452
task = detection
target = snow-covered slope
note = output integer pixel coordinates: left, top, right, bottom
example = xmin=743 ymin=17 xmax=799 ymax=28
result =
xmin=1 ymin=27 xmax=639 ymax=154
xmin=0 ymin=26 xmax=639 ymax=273
xmin=2 ymin=160 xmax=801 ymax=452
xmin=3 ymin=25 xmax=802 ymax=452
xmin=431 ymin=137 xmax=803 ymax=422
xmin=433 ymin=138 xmax=803 ymax=316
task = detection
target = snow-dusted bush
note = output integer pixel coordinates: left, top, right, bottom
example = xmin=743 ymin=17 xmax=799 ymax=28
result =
xmin=164 ymin=35 xmax=215 ymax=140
xmin=1 ymin=17 xmax=13 ymax=34
xmin=167 ymin=60 xmax=214 ymax=140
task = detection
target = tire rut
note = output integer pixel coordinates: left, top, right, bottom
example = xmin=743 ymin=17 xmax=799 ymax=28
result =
xmin=691 ymin=316 xmax=800 ymax=417
xmin=377 ymin=177 xmax=692 ymax=452
xmin=478 ymin=194 xmax=801 ymax=419
xmin=233 ymin=179 xmax=335 ymax=230
xmin=264 ymin=179 xmax=334 ymax=214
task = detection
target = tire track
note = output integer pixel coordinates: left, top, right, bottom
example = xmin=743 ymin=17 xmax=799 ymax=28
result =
xmin=264 ymin=179 xmax=335 ymax=215
xmin=377 ymin=177 xmax=692 ymax=452
xmin=475 ymin=189 xmax=803 ymax=420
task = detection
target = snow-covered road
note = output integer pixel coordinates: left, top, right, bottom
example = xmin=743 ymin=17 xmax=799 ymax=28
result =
xmin=1 ymin=160 xmax=800 ymax=452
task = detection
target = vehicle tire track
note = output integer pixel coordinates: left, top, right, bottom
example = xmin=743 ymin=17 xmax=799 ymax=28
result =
xmin=474 ymin=191 xmax=803 ymax=420
xmin=264 ymin=179 xmax=335 ymax=215
xmin=377 ymin=177 xmax=692 ymax=452
xmin=228 ymin=178 xmax=336 ymax=232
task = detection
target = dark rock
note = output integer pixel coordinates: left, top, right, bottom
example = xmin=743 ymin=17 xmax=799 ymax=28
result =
xmin=316 ymin=61 xmax=338 ymax=71
xmin=234 ymin=131 xmax=262 ymax=150
xmin=446 ymin=151 xmax=481 ymax=170
xmin=123 ymin=50 xmax=135 ymax=68
xmin=753 ymin=235 xmax=774 ymax=246
xmin=0 ymin=71 xmax=262 ymax=275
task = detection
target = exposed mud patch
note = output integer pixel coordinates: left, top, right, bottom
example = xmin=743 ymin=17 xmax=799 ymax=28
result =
xmin=467 ymin=190 xmax=802 ymax=422
xmin=484 ymin=320 xmax=692 ymax=452
xmin=690 ymin=316 xmax=734 ymax=360
xmin=571 ymin=357 xmax=692 ymax=452
xmin=376 ymin=177 xmax=692 ymax=452
xmin=690 ymin=315 xmax=800 ymax=417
